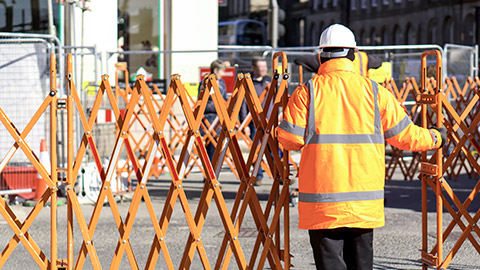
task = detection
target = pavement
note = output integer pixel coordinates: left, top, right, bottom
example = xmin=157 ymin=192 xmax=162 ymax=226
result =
xmin=1 ymin=166 xmax=480 ymax=269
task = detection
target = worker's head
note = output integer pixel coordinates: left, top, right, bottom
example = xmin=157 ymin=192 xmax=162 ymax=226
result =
xmin=251 ymin=57 xmax=268 ymax=78
xmin=210 ymin=59 xmax=226 ymax=80
xmin=318 ymin=24 xmax=357 ymax=63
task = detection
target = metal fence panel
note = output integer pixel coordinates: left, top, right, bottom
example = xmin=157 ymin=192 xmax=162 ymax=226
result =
xmin=0 ymin=38 xmax=51 ymax=199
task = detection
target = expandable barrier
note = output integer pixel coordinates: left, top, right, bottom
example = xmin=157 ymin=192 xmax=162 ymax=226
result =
xmin=0 ymin=52 xmax=292 ymax=269
xmin=384 ymin=75 xmax=480 ymax=181
xmin=418 ymin=50 xmax=480 ymax=269
xmin=114 ymin=62 xmax=298 ymax=184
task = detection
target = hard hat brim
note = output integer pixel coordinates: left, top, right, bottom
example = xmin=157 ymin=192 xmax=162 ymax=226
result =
xmin=318 ymin=45 xmax=357 ymax=49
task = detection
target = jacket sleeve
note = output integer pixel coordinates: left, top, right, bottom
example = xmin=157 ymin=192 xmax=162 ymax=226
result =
xmin=277 ymin=84 xmax=309 ymax=151
xmin=378 ymin=84 xmax=441 ymax=151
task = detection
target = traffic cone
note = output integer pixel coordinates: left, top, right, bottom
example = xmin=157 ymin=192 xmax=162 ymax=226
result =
xmin=34 ymin=139 xmax=50 ymax=201
xmin=152 ymin=149 xmax=163 ymax=176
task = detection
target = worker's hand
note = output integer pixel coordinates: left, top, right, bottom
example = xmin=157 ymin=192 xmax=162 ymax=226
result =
xmin=430 ymin=126 xmax=447 ymax=148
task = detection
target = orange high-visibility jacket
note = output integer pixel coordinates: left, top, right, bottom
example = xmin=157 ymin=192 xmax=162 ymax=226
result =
xmin=278 ymin=58 xmax=441 ymax=230
xmin=353 ymin=51 xmax=369 ymax=77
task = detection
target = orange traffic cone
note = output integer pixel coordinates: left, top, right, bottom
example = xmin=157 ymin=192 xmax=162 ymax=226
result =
xmin=34 ymin=139 xmax=50 ymax=201
xmin=152 ymin=149 xmax=163 ymax=176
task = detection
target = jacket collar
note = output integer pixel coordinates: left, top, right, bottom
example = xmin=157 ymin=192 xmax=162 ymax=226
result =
xmin=318 ymin=58 xmax=355 ymax=75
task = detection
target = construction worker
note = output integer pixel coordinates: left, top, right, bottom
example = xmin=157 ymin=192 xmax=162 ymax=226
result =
xmin=277 ymin=24 xmax=447 ymax=270
xmin=294 ymin=49 xmax=381 ymax=76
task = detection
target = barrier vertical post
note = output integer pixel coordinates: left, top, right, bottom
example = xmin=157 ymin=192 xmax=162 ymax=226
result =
xmin=66 ymin=54 xmax=74 ymax=270
xmin=419 ymin=50 xmax=443 ymax=269
xmin=50 ymin=54 xmax=58 ymax=270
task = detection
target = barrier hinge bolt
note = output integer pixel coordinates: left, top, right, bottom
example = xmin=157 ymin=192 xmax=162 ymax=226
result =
xmin=18 ymin=233 xmax=23 ymax=237
xmin=17 ymin=139 xmax=21 ymax=144
xmin=122 ymin=240 xmax=126 ymax=244
xmin=140 ymin=185 xmax=144 ymax=189
xmin=122 ymin=131 xmax=125 ymax=135
xmin=233 ymin=237 xmax=237 ymax=240
xmin=158 ymin=131 xmax=162 ymax=135
xmin=86 ymin=131 xmax=90 ymax=135
xmin=86 ymin=241 xmax=90 ymax=245
xmin=177 ymin=185 xmax=182 ymax=189
xmin=159 ymin=238 xmax=163 ymax=241
xmin=197 ymin=238 xmax=200 ymax=242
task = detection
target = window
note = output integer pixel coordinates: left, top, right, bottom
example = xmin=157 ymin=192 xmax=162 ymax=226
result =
xmin=394 ymin=0 xmax=401 ymax=3
xmin=359 ymin=29 xmax=365 ymax=45
xmin=405 ymin=24 xmax=416 ymax=44
xmin=382 ymin=28 xmax=389 ymax=45
xmin=383 ymin=0 xmax=389 ymax=5
xmin=428 ymin=20 xmax=437 ymax=44
xmin=361 ymin=0 xmax=367 ymax=9
xmin=371 ymin=28 xmax=377 ymax=45
xmin=323 ymin=0 xmax=328 ymax=9
xmin=371 ymin=0 xmax=377 ymax=7
xmin=393 ymin=25 xmax=401 ymax=44
xmin=333 ymin=0 xmax=338 ymax=7
xmin=310 ymin=22 xmax=317 ymax=46
xmin=463 ymin=14 xmax=474 ymax=45
xmin=299 ymin=19 xmax=305 ymax=46
xmin=351 ymin=0 xmax=357 ymax=10
xmin=443 ymin=17 xmax=454 ymax=43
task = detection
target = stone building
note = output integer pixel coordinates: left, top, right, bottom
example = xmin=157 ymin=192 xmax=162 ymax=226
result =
xmin=222 ymin=0 xmax=480 ymax=47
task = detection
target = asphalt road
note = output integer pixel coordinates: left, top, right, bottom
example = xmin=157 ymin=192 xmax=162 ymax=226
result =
xmin=0 ymin=168 xmax=480 ymax=269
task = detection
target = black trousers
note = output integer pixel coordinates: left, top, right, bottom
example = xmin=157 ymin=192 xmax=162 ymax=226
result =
xmin=309 ymin=227 xmax=373 ymax=270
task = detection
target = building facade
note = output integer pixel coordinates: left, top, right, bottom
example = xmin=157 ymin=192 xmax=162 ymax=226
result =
xmin=223 ymin=0 xmax=480 ymax=47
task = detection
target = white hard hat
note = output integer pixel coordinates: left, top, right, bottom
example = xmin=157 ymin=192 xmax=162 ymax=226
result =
xmin=318 ymin=24 xmax=357 ymax=49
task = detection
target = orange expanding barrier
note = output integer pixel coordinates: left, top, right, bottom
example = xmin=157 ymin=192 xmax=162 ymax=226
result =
xmin=418 ymin=50 xmax=480 ymax=269
xmin=0 ymin=53 xmax=291 ymax=269
xmin=114 ymin=64 xmax=244 ymax=182
xmin=384 ymin=75 xmax=480 ymax=181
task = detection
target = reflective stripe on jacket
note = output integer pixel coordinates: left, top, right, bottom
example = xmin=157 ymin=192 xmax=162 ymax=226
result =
xmin=278 ymin=58 xmax=441 ymax=230
xmin=354 ymin=51 xmax=369 ymax=77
